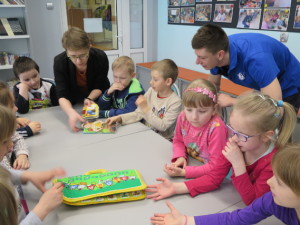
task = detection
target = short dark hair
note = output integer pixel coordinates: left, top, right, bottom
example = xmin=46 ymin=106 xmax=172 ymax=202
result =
xmin=13 ymin=56 xmax=39 ymax=79
xmin=191 ymin=24 xmax=229 ymax=54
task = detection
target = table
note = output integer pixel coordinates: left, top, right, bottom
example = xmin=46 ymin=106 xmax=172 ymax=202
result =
xmin=22 ymin=107 xmax=283 ymax=225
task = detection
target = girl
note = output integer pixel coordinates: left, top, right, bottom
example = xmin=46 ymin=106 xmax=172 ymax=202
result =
xmin=0 ymin=105 xmax=65 ymax=225
xmin=164 ymin=79 xmax=227 ymax=179
xmin=0 ymin=81 xmax=32 ymax=170
xmin=151 ymin=143 xmax=300 ymax=225
xmin=146 ymin=92 xmax=296 ymax=205
xmin=0 ymin=81 xmax=41 ymax=138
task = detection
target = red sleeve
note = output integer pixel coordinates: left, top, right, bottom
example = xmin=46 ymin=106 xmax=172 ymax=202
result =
xmin=231 ymin=150 xmax=275 ymax=205
xmin=172 ymin=113 xmax=187 ymax=162
xmin=184 ymin=153 xmax=231 ymax=197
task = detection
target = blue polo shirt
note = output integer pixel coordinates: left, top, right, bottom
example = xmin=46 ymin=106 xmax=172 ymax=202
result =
xmin=211 ymin=33 xmax=300 ymax=98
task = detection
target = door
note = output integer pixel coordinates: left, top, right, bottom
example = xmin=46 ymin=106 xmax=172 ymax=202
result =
xmin=64 ymin=0 xmax=147 ymax=82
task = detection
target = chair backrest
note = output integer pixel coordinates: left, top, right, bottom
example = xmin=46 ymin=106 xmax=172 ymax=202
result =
xmin=171 ymin=83 xmax=181 ymax=98
xmin=43 ymin=78 xmax=55 ymax=85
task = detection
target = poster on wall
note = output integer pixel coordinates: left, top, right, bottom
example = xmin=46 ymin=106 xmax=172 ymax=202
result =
xmin=167 ymin=0 xmax=300 ymax=32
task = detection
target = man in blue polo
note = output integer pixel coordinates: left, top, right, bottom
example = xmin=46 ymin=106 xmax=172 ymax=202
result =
xmin=191 ymin=23 xmax=300 ymax=111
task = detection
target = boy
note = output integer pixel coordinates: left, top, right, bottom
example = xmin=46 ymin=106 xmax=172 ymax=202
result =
xmin=97 ymin=56 xmax=145 ymax=118
xmin=107 ymin=59 xmax=182 ymax=140
xmin=13 ymin=56 xmax=58 ymax=114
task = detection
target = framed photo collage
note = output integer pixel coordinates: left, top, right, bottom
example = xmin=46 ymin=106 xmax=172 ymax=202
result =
xmin=168 ymin=0 xmax=300 ymax=32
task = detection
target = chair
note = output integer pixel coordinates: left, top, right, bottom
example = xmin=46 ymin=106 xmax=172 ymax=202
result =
xmin=43 ymin=78 xmax=56 ymax=85
xmin=171 ymin=83 xmax=181 ymax=97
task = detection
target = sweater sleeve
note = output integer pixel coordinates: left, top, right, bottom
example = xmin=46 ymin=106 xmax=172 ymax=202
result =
xmin=19 ymin=212 xmax=42 ymax=225
xmin=12 ymin=132 xmax=29 ymax=157
xmin=171 ymin=113 xmax=188 ymax=162
xmin=142 ymin=93 xmax=182 ymax=132
xmin=49 ymin=83 xmax=59 ymax=106
xmin=231 ymin=151 xmax=275 ymax=205
xmin=16 ymin=125 xmax=33 ymax=138
xmin=194 ymin=192 xmax=274 ymax=225
xmin=13 ymin=84 xmax=30 ymax=114
xmin=184 ymin=153 xmax=231 ymax=197
xmin=185 ymin=120 xmax=227 ymax=178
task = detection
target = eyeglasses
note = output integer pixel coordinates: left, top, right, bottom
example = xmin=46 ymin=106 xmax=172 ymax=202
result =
xmin=67 ymin=53 xmax=89 ymax=61
xmin=226 ymin=124 xmax=257 ymax=142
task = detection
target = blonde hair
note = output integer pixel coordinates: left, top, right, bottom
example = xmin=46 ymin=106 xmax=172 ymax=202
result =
xmin=151 ymin=59 xmax=178 ymax=84
xmin=272 ymin=143 xmax=300 ymax=196
xmin=0 ymin=81 xmax=15 ymax=110
xmin=233 ymin=92 xmax=296 ymax=148
xmin=0 ymin=167 xmax=18 ymax=225
xmin=62 ymin=27 xmax=90 ymax=51
xmin=183 ymin=78 xmax=217 ymax=108
xmin=112 ymin=56 xmax=135 ymax=75
xmin=0 ymin=105 xmax=16 ymax=143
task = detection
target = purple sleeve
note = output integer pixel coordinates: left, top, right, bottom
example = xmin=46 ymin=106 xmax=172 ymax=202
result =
xmin=194 ymin=192 xmax=274 ymax=225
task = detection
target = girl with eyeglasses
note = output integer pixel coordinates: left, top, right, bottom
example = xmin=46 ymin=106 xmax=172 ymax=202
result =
xmin=53 ymin=27 xmax=110 ymax=132
xmin=146 ymin=92 xmax=296 ymax=206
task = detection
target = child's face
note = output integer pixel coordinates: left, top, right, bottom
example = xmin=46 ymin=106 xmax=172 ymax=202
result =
xmin=0 ymin=138 xmax=13 ymax=161
xmin=150 ymin=70 xmax=171 ymax=93
xmin=194 ymin=48 xmax=223 ymax=70
xmin=113 ymin=68 xmax=134 ymax=88
xmin=228 ymin=110 xmax=268 ymax=153
xmin=267 ymin=174 xmax=300 ymax=209
xmin=19 ymin=69 xmax=41 ymax=90
xmin=184 ymin=105 xmax=215 ymax=127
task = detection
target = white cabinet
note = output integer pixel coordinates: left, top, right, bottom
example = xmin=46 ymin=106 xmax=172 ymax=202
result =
xmin=0 ymin=4 xmax=31 ymax=80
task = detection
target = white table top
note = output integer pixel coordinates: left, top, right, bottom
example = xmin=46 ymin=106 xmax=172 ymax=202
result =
xmin=21 ymin=107 xmax=281 ymax=225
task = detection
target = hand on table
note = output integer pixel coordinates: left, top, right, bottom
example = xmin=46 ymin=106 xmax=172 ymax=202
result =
xmin=69 ymin=111 xmax=85 ymax=132
xmin=106 ymin=115 xmax=122 ymax=125
xmin=151 ymin=201 xmax=192 ymax=225
xmin=164 ymin=164 xmax=186 ymax=177
xmin=13 ymin=154 xmax=30 ymax=170
xmin=16 ymin=117 xmax=30 ymax=127
xmin=146 ymin=178 xmax=177 ymax=201
xmin=28 ymin=121 xmax=42 ymax=134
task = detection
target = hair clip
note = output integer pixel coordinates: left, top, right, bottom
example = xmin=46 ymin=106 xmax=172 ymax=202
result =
xmin=277 ymin=100 xmax=283 ymax=107
xmin=184 ymin=87 xmax=217 ymax=103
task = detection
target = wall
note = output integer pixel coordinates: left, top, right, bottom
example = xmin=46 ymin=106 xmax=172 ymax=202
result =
xmin=157 ymin=1 xmax=300 ymax=73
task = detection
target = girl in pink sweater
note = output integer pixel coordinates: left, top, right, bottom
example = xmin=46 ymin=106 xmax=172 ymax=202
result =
xmin=164 ymin=79 xmax=227 ymax=179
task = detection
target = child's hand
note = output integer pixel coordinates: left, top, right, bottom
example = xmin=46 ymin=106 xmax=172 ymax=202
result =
xmin=19 ymin=82 xmax=30 ymax=92
xmin=16 ymin=117 xmax=30 ymax=127
xmin=28 ymin=121 xmax=42 ymax=134
xmin=13 ymin=154 xmax=30 ymax=170
xmin=84 ymin=98 xmax=94 ymax=106
xmin=33 ymin=182 xmax=64 ymax=221
xmin=106 ymin=116 xmax=122 ymax=125
xmin=151 ymin=201 xmax=190 ymax=225
xmin=21 ymin=168 xmax=66 ymax=192
xmin=164 ymin=164 xmax=186 ymax=177
xmin=136 ymin=95 xmax=149 ymax=113
xmin=222 ymin=138 xmax=246 ymax=176
xmin=173 ymin=157 xmax=187 ymax=168
xmin=107 ymin=83 xmax=125 ymax=95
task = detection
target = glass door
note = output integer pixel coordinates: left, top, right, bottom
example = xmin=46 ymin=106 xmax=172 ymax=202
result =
xmin=65 ymin=0 xmax=146 ymax=81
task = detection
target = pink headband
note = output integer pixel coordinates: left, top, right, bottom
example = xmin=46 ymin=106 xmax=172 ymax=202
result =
xmin=184 ymin=87 xmax=217 ymax=103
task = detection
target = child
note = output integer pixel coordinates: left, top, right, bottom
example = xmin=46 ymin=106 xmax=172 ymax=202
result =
xmin=106 ymin=59 xmax=182 ymax=140
xmin=13 ymin=56 xmax=58 ymax=114
xmin=97 ymin=56 xmax=145 ymax=118
xmin=151 ymin=143 xmax=300 ymax=225
xmin=164 ymin=79 xmax=227 ymax=178
xmin=146 ymin=92 xmax=296 ymax=205
xmin=0 ymin=105 xmax=65 ymax=225
xmin=0 ymin=81 xmax=41 ymax=138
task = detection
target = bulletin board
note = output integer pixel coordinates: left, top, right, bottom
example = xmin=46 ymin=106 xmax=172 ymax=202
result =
xmin=168 ymin=0 xmax=300 ymax=32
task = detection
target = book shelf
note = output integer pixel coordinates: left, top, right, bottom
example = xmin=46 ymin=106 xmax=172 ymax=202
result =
xmin=0 ymin=0 xmax=30 ymax=80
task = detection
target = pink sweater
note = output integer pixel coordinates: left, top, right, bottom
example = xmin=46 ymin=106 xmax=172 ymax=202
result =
xmin=172 ymin=112 xmax=227 ymax=178
xmin=184 ymin=147 xmax=277 ymax=205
